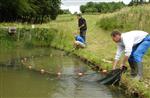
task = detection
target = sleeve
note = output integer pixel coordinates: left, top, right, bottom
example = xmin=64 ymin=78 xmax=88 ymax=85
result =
xmin=79 ymin=19 xmax=84 ymax=27
xmin=83 ymin=19 xmax=86 ymax=25
xmin=115 ymin=44 xmax=124 ymax=60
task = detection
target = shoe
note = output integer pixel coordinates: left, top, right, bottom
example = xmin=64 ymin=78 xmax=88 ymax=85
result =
xmin=136 ymin=62 xmax=143 ymax=80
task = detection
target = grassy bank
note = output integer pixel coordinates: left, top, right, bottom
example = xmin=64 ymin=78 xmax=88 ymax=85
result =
xmin=1 ymin=5 xmax=150 ymax=98
xmin=97 ymin=5 xmax=150 ymax=32
xmin=96 ymin=5 xmax=150 ymax=97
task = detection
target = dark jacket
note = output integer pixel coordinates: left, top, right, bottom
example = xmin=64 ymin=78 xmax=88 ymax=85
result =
xmin=78 ymin=17 xmax=87 ymax=31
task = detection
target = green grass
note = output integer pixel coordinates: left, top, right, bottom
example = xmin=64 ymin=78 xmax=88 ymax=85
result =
xmin=1 ymin=5 xmax=150 ymax=97
xmin=97 ymin=5 xmax=150 ymax=32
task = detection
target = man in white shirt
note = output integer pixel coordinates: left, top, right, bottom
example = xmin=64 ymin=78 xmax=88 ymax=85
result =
xmin=111 ymin=30 xmax=150 ymax=80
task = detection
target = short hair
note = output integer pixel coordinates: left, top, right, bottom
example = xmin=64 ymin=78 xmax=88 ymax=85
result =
xmin=77 ymin=14 xmax=82 ymax=17
xmin=111 ymin=30 xmax=121 ymax=37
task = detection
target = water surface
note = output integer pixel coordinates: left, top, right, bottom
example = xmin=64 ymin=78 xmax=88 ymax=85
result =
xmin=0 ymin=47 xmax=126 ymax=98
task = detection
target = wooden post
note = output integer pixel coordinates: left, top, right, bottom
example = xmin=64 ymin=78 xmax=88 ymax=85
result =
xmin=8 ymin=27 xmax=16 ymax=36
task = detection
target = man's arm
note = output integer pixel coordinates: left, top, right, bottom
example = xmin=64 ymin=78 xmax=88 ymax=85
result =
xmin=113 ymin=44 xmax=124 ymax=69
xmin=79 ymin=24 xmax=85 ymax=29
xmin=113 ymin=55 xmax=129 ymax=69
xmin=121 ymin=56 xmax=129 ymax=68
xmin=113 ymin=60 xmax=119 ymax=69
xmin=78 ymin=19 xmax=86 ymax=29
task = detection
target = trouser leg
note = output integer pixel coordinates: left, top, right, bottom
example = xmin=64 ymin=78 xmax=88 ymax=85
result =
xmin=133 ymin=39 xmax=150 ymax=79
xmin=128 ymin=45 xmax=139 ymax=76
xmin=80 ymin=30 xmax=86 ymax=42
xmin=128 ymin=60 xmax=137 ymax=76
xmin=136 ymin=62 xmax=143 ymax=78
xmin=81 ymin=35 xmax=85 ymax=42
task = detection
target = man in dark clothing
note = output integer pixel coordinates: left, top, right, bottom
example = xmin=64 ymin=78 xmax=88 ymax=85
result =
xmin=77 ymin=14 xmax=87 ymax=42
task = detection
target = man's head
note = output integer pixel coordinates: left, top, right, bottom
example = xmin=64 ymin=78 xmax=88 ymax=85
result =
xmin=73 ymin=32 xmax=78 ymax=38
xmin=111 ymin=31 xmax=121 ymax=43
xmin=77 ymin=14 xmax=82 ymax=19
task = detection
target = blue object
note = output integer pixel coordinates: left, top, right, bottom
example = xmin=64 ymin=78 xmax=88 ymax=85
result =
xmin=75 ymin=35 xmax=85 ymax=43
xmin=129 ymin=35 xmax=150 ymax=63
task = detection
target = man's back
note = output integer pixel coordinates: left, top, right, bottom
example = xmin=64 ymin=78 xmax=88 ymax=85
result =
xmin=121 ymin=30 xmax=148 ymax=45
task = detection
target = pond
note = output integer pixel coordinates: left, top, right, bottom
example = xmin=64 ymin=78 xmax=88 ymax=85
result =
xmin=0 ymin=47 xmax=127 ymax=98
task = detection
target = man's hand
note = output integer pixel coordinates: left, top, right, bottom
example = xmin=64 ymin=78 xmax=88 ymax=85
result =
xmin=120 ymin=64 xmax=126 ymax=69
xmin=120 ymin=56 xmax=129 ymax=70
xmin=77 ymin=29 xmax=80 ymax=34
xmin=79 ymin=24 xmax=85 ymax=29
xmin=120 ymin=65 xmax=127 ymax=71
xmin=78 ymin=27 xmax=80 ymax=30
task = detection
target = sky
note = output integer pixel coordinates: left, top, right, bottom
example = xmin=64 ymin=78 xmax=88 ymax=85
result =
xmin=61 ymin=0 xmax=132 ymax=13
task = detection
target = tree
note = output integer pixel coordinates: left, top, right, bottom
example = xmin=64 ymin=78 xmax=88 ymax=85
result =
xmin=128 ymin=0 xmax=148 ymax=5
xmin=140 ymin=0 xmax=143 ymax=4
xmin=80 ymin=2 xmax=125 ymax=14
xmin=80 ymin=5 xmax=86 ymax=13
xmin=0 ymin=0 xmax=61 ymax=23
xmin=50 ymin=0 xmax=61 ymax=20
xmin=59 ymin=9 xmax=71 ymax=14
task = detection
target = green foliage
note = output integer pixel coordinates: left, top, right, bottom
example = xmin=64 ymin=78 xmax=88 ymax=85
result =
xmin=0 ymin=29 xmax=16 ymax=48
xmin=19 ymin=28 xmax=58 ymax=46
xmin=0 ymin=0 xmax=61 ymax=23
xmin=80 ymin=2 xmax=125 ymax=13
xmin=49 ymin=0 xmax=61 ymax=20
xmin=59 ymin=9 xmax=71 ymax=14
xmin=0 ymin=28 xmax=58 ymax=48
xmin=97 ymin=16 xmax=120 ymax=30
xmin=97 ymin=6 xmax=150 ymax=32
xmin=0 ymin=26 xmax=73 ymax=50
xmin=128 ymin=0 xmax=150 ymax=6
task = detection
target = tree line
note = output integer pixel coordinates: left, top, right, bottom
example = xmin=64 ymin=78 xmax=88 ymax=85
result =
xmin=80 ymin=2 xmax=125 ymax=13
xmin=129 ymin=0 xmax=150 ymax=5
xmin=0 ymin=0 xmax=61 ymax=23
xmin=59 ymin=9 xmax=71 ymax=14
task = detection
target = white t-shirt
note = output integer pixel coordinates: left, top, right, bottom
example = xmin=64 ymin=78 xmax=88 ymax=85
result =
xmin=115 ymin=30 xmax=148 ymax=60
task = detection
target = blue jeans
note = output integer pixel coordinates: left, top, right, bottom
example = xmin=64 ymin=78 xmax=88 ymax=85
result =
xmin=128 ymin=35 xmax=150 ymax=63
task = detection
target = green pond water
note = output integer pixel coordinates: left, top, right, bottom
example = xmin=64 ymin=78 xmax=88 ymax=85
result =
xmin=0 ymin=47 xmax=127 ymax=98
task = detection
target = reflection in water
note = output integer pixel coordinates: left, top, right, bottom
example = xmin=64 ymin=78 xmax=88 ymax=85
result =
xmin=73 ymin=57 xmax=87 ymax=76
xmin=0 ymin=47 xmax=126 ymax=98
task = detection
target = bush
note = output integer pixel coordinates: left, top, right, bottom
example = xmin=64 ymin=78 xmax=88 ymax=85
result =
xmin=0 ymin=26 xmax=73 ymax=50
xmin=80 ymin=2 xmax=125 ymax=13
xmin=0 ymin=29 xmax=16 ymax=48
xmin=97 ymin=5 xmax=150 ymax=32
xmin=0 ymin=28 xmax=59 ymax=48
